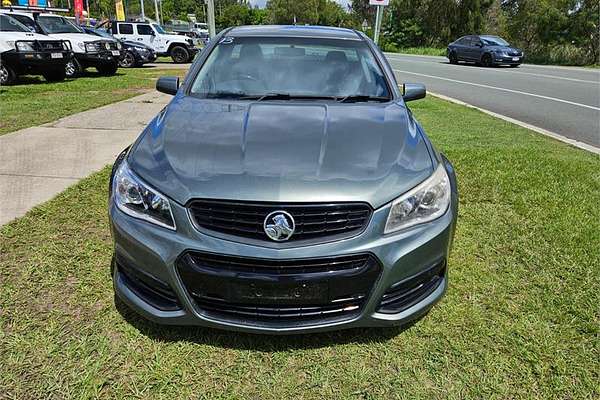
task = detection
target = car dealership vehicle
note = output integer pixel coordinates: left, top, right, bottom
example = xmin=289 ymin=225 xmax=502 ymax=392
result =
xmin=109 ymin=25 xmax=458 ymax=334
xmin=107 ymin=20 xmax=198 ymax=63
xmin=1 ymin=10 xmax=121 ymax=77
xmin=447 ymin=35 xmax=524 ymax=67
xmin=82 ymin=26 xmax=156 ymax=68
xmin=0 ymin=13 xmax=70 ymax=85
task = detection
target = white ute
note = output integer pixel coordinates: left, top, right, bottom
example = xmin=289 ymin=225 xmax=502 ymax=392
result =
xmin=0 ymin=13 xmax=71 ymax=85
xmin=1 ymin=10 xmax=122 ymax=77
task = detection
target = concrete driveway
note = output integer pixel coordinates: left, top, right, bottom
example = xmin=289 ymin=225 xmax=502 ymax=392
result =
xmin=0 ymin=91 xmax=171 ymax=226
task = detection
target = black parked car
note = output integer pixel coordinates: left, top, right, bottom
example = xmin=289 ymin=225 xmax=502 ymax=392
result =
xmin=447 ymin=35 xmax=524 ymax=67
xmin=82 ymin=26 xmax=156 ymax=68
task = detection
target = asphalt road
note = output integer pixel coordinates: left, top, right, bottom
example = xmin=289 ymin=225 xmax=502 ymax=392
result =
xmin=385 ymin=53 xmax=600 ymax=149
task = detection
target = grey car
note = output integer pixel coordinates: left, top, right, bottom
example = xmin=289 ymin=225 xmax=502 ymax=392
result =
xmin=447 ymin=35 xmax=524 ymax=67
xmin=109 ymin=25 xmax=458 ymax=334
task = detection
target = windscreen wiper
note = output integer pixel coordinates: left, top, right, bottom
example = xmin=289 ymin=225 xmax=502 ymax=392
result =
xmin=255 ymin=93 xmax=339 ymax=101
xmin=337 ymin=95 xmax=390 ymax=103
xmin=205 ymin=91 xmax=250 ymax=99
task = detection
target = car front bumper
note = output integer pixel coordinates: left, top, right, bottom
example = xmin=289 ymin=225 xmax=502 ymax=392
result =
xmin=493 ymin=54 xmax=523 ymax=64
xmin=2 ymin=50 xmax=72 ymax=70
xmin=76 ymin=50 xmax=121 ymax=66
xmin=109 ymin=162 xmax=458 ymax=334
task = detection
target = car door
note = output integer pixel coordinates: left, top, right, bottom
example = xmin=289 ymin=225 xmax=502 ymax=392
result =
xmin=469 ymin=36 xmax=484 ymax=61
xmin=135 ymin=24 xmax=156 ymax=50
xmin=115 ymin=22 xmax=134 ymax=42
xmin=453 ymin=37 xmax=469 ymax=60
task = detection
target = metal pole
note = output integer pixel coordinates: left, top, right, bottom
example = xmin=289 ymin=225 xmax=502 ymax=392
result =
xmin=153 ymin=0 xmax=160 ymax=24
xmin=206 ymin=0 xmax=216 ymax=38
xmin=373 ymin=5 xmax=383 ymax=45
xmin=140 ymin=0 xmax=145 ymax=21
xmin=85 ymin=0 xmax=89 ymax=26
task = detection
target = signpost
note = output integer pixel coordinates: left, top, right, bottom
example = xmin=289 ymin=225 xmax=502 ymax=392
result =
xmin=369 ymin=0 xmax=389 ymax=45
xmin=205 ymin=0 xmax=216 ymax=38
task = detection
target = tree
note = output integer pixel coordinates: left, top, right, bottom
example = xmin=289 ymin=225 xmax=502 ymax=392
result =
xmin=266 ymin=0 xmax=347 ymax=26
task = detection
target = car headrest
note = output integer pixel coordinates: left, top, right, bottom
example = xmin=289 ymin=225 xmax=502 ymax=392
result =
xmin=240 ymin=44 xmax=263 ymax=60
xmin=325 ymin=50 xmax=347 ymax=63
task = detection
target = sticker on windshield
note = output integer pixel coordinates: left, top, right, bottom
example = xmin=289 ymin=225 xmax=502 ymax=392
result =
xmin=219 ymin=37 xmax=234 ymax=45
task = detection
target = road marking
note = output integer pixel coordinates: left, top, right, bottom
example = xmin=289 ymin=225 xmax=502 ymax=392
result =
xmin=386 ymin=52 xmax=600 ymax=74
xmin=426 ymin=91 xmax=600 ymax=155
xmin=386 ymin=55 xmax=599 ymax=84
xmin=489 ymin=69 xmax=598 ymax=84
xmin=393 ymin=69 xmax=600 ymax=110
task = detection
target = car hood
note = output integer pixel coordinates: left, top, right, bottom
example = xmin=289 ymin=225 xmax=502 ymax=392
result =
xmin=489 ymin=45 xmax=522 ymax=53
xmin=162 ymin=33 xmax=189 ymax=43
xmin=128 ymin=96 xmax=434 ymax=208
xmin=49 ymin=32 xmax=115 ymax=43
xmin=0 ymin=31 xmax=49 ymax=41
xmin=122 ymin=40 xmax=152 ymax=49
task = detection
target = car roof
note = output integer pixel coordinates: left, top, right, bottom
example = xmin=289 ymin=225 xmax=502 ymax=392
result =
xmin=226 ymin=25 xmax=363 ymax=40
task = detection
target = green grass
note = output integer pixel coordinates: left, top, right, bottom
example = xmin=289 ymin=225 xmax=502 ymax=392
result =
xmin=389 ymin=47 xmax=447 ymax=57
xmin=1 ymin=97 xmax=599 ymax=399
xmin=0 ymin=67 xmax=188 ymax=136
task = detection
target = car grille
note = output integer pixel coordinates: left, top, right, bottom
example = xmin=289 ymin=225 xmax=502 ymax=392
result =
xmin=90 ymin=40 xmax=118 ymax=52
xmin=176 ymin=252 xmax=381 ymax=326
xmin=188 ymin=200 xmax=372 ymax=244
xmin=507 ymin=50 xmax=522 ymax=56
xmin=38 ymin=41 xmax=64 ymax=51
xmin=377 ymin=260 xmax=446 ymax=314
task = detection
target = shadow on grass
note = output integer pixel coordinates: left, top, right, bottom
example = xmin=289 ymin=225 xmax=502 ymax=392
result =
xmin=12 ymin=71 xmax=127 ymax=86
xmin=115 ymin=295 xmax=424 ymax=351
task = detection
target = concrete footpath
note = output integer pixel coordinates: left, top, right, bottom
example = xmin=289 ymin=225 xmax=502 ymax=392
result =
xmin=0 ymin=91 xmax=171 ymax=226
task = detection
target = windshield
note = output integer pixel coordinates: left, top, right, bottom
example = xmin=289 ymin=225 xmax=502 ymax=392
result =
xmin=153 ymin=24 xmax=166 ymax=34
xmin=88 ymin=28 xmax=113 ymax=39
xmin=0 ymin=14 xmax=29 ymax=32
xmin=190 ymin=37 xmax=391 ymax=100
xmin=37 ymin=16 xmax=83 ymax=34
xmin=481 ymin=36 xmax=509 ymax=46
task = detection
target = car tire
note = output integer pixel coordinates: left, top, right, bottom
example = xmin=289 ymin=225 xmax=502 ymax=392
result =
xmin=42 ymin=67 xmax=66 ymax=82
xmin=481 ymin=54 xmax=493 ymax=67
xmin=97 ymin=62 xmax=119 ymax=76
xmin=119 ymin=51 xmax=136 ymax=68
xmin=170 ymin=45 xmax=189 ymax=63
xmin=65 ymin=58 xmax=81 ymax=78
xmin=449 ymin=52 xmax=458 ymax=64
xmin=0 ymin=62 xmax=16 ymax=85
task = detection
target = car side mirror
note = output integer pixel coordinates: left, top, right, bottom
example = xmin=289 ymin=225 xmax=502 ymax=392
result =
xmin=156 ymin=76 xmax=179 ymax=95
xmin=402 ymin=83 xmax=426 ymax=102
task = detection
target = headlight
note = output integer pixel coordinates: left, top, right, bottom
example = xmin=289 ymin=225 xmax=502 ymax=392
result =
xmin=85 ymin=43 xmax=97 ymax=52
xmin=384 ymin=164 xmax=450 ymax=234
xmin=116 ymin=42 xmax=122 ymax=50
xmin=77 ymin=42 xmax=85 ymax=50
xmin=16 ymin=41 xmax=35 ymax=51
xmin=112 ymin=160 xmax=176 ymax=230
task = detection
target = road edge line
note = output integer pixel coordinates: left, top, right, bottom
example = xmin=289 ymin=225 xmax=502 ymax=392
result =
xmin=427 ymin=91 xmax=600 ymax=155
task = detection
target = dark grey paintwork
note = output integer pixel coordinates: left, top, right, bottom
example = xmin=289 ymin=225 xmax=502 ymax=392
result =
xmin=110 ymin=26 xmax=458 ymax=334
xmin=128 ymin=97 xmax=433 ymax=209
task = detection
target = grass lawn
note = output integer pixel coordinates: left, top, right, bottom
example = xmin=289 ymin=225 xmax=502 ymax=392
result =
xmin=1 ymin=96 xmax=598 ymax=399
xmin=0 ymin=67 xmax=188 ymax=136
xmin=387 ymin=47 xmax=447 ymax=57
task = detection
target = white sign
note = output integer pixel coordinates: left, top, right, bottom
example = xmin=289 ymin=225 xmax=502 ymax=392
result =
xmin=369 ymin=0 xmax=389 ymax=5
